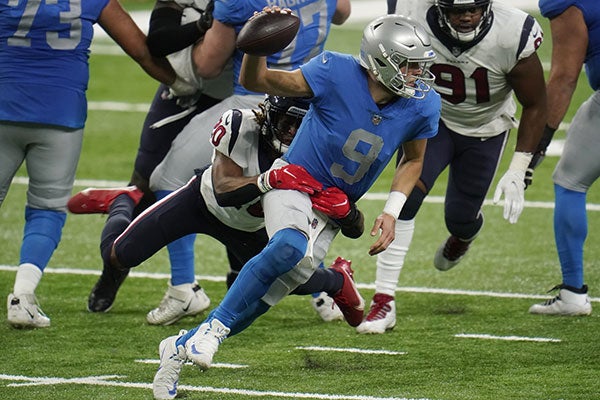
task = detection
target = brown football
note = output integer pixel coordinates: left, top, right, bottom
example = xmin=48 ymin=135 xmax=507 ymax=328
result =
xmin=236 ymin=10 xmax=300 ymax=56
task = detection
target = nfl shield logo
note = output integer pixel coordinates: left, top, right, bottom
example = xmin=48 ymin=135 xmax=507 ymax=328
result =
xmin=372 ymin=114 xmax=382 ymax=126
xmin=311 ymin=218 xmax=318 ymax=229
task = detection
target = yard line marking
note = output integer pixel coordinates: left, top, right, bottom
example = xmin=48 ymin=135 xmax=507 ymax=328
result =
xmin=135 ymin=359 xmax=248 ymax=368
xmin=296 ymin=346 xmax=407 ymax=355
xmin=89 ymin=100 xmax=150 ymax=112
xmin=1 ymin=265 xmax=599 ymax=303
xmin=11 ymin=177 xmax=600 ymax=211
xmin=454 ymin=333 xmax=561 ymax=343
xmin=0 ymin=374 xmax=434 ymax=400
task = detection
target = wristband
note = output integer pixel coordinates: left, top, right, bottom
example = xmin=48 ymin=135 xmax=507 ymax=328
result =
xmin=382 ymin=191 xmax=407 ymax=219
xmin=508 ymin=151 xmax=533 ymax=173
xmin=257 ymin=172 xmax=272 ymax=193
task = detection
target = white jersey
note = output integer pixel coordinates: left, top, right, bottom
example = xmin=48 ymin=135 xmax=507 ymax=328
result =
xmin=396 ymin=0 xmax=543 ymax=137
xmin=200 ymin=108 xmax=266 ymax=232
xmin=161 ymin=1 xmax=233 ymax=100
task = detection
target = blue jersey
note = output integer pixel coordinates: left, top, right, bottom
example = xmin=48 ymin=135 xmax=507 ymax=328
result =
xmin=539 ymin=0 xmax=600 ymax=90
xmin=214 ymin=0 xmax=337 ymax=95
xmin=285 ymin=51 xmax=441 ymax=202
xmin=0 ymin=0 xmax=108 ymax=128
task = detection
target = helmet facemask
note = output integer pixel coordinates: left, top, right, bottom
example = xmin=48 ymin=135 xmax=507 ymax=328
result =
xmin=360 ymin=15 xmax=437 ymax=99
xmin=435 ymin=0 xmax=493 ymax=43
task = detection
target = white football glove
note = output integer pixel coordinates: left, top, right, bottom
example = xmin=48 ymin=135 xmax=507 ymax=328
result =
xmin=492 ymin=151 xmax=533 ymax=224
xmin=169 ymin=76 xmax=199 ymax=98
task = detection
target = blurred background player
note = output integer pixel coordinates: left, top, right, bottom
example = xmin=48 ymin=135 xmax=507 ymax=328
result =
xmin=528 ymin=0 xmax=599 ymax=316
xmin=152 ymin=13 xmax=441 ymax=399
xmin=71 ymin=0 xmax=351 ymax=322
xmin=357 ymin=0 xmax=547 ymax=334
xmin=1 ymin=0 xmax=184 ymax=329
xmin=86 ymin=95 xmax=363 ymax=328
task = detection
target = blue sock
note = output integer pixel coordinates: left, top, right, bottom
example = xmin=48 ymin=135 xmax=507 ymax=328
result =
xmin=20 ymin=207 xmax=66 ymax=271
xmin=155 ymin=190 xmax=196 ymax=285
xmin=554 ymin=184 xmax=587 ymax=288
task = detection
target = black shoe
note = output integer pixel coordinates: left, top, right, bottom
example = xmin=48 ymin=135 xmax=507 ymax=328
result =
xmin=87 ymin=266 xmax=130 ymax=312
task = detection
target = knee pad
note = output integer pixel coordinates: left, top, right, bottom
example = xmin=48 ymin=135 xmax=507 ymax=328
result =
xmin=254 ymin=228 xmax=307 ymax=282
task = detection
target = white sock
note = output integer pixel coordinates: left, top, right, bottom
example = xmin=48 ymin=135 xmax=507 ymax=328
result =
xmin=13 ymin=263 xmax=43 ymax=296
xmin=375 ymin=219 xmax=415 ymax=296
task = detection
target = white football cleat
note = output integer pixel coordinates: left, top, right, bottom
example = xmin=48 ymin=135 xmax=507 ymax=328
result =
xmin=356 ymin=293 xmax=396 ymax=334
xmin=185 ymin=318 xmax=230 ymax=371
xmin=529 ymin=284 xmax=592 ymax=316
xmin=311 ymin=292 xmax=344 ymax=322
xmin=147 ymin=281 xmax=211 ymax=326
xmin=153 ymin=330 xmax=188 ymax=400
xmin=7 ymin=293 xmax=51 ymax=329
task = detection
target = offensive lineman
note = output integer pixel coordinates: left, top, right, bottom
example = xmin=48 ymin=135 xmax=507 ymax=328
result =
xmin=528 ymin=0 xmax=599 ymax=316
xmin=357 ymin=0 xmax=547 ymax=334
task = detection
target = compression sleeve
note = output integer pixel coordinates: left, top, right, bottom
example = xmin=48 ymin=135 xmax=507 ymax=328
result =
xmin=147 ymin=7 xmax=206 ymax=57
xmin=213 ymin=183 xmax=262 ymax=207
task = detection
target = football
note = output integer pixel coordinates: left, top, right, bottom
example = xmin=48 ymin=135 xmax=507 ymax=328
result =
xmin=236 ymin=10 xmax=300 ymax=56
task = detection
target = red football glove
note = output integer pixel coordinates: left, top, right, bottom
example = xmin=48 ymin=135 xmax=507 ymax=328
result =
xmin=257 ymin=164 xmax=322 ymax=194
xmin=310 ymin=187 xmax=351 ymax=219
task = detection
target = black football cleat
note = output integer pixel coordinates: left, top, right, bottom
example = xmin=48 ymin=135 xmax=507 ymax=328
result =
xmin=87 ymin=265 xmax=130 ymax=312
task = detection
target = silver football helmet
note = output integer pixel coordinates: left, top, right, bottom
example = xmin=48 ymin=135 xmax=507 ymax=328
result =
xmin=435 ymin=0 xmax=493 ymax=42
xmin=359 ymin=15 xmax=436 ymax=99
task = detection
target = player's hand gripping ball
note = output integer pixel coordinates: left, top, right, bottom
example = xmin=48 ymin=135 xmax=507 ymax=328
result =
xmin=236 ymin=8 xmax=300 ymax=56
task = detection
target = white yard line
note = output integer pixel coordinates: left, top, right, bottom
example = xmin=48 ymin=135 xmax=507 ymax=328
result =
xmin=454 ymin=333 xmax=561 ymax=343
xmin=296 ymin=346 xmax=407 ymax=355
xmin=0 ymin=265 xmax=598 ymax=303
xmin=0 ymin=374 xmax=433 ymax=400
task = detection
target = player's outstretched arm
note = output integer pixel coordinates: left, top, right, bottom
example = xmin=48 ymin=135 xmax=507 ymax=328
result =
xmin=369 ymin=139 xmax=426 ymax=255
xmin=494 ymin=52 xmax=546 ymax=222
xmin=239 ymin=54 xmax=313 ymax=98
xmin=98 ymin=0 xmax=176 ymax=85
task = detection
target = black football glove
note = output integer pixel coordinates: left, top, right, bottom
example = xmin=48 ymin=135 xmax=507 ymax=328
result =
xmin=524 ymin=124 xmax=557 ymax=189
xmin=335 ymin=202 xmax=364 ymax=239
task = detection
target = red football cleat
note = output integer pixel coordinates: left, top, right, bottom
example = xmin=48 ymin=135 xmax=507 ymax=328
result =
xmin=329 ymin=256 xmax=365 ymax=327
xmin=67 ymin=186 xmax=144 ymax=214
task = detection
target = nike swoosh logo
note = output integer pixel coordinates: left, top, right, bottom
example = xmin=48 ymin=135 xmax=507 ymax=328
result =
xmin=182 ymin=298 xmax=193 ymax=312
xmin=25 ymin=307 xmax=34 ymax=319
xmin=190 ymin=344 xmax=201 ymax=354
xmin=321 ymin=53 xmax=328 ymax=64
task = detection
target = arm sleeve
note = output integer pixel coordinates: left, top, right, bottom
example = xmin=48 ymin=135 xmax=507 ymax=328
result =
xmin=147 ymin=7 xmax=206 ymax=57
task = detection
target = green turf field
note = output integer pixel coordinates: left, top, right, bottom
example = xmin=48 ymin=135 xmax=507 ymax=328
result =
xmin=1 ymin=5 xmax=599 ymax=400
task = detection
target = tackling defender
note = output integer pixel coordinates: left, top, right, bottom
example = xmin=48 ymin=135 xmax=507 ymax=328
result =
xmin=356 ymin=0 xmax=547 ymax=334
xmin=72 ymin=0 xmax=351 ymax=323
